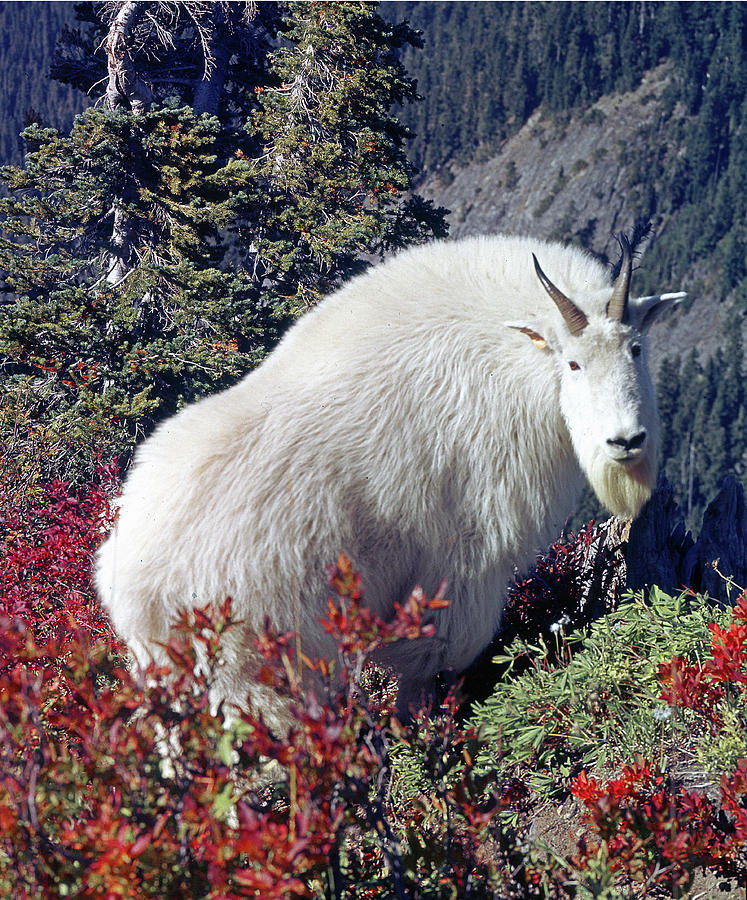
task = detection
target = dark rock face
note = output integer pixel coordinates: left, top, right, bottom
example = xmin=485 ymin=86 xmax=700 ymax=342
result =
xmin=690 ymin=476 xmax=747 ymax=603
xmin=625 ymin=478 xmax=695 ymax=597
xmin=627 ymin=476 xmax=747 ymax=604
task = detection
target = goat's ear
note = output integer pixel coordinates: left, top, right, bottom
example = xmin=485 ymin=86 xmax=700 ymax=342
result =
xmin=627 ymin=292 xmax=687 ymax=332
xmin=505 ymin=321 xmax=553 ymax=351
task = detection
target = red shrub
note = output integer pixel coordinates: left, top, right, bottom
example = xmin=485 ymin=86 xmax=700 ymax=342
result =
xmin=502 ymin=519 xmax=624 ymax=642
xmin=0 ymin=557 xmax=557 ymax=899
xmin=571 ymin=595 xmax=747 ymax=894
xmin=571 ymin=760 xmax=730 ymax=893
xmin=660 ymin=593 xmax=747 ymax=727
xmin=0 ymin=463 xmax=120 ymax=650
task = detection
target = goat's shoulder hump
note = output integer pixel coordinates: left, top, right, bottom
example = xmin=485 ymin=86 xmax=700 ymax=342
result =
xmin=326 ymin=234 xmax=609 ymax=319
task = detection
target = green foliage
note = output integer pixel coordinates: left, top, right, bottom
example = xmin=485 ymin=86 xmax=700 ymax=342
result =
xmin=470 ymin=588 xmax=729 ymax=799
xmin=569 ymin=595 xmax=747 ymax=895
xmin=0 ymin=2 xmax=446 ymax=478
xmin=0 ymin=104 xmax=266 ymax=467
xmin=241 ymin=1 xmax=448 ymax=314
xmin=698 ymin=701 xmax=747 ymax=778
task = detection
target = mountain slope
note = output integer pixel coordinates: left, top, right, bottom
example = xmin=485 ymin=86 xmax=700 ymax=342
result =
xmin=416 ymin=62 xmax=734 ymax=365
xmin=0 ymin=2 xmax=86 ymax=164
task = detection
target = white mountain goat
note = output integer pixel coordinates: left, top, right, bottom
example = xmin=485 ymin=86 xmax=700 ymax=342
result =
xmin=96 ymin=233 xmax=686 ymax=719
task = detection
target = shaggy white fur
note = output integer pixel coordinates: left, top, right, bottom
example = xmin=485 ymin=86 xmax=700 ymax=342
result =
xmin=96 ymin=234 xmax=685 ymax=719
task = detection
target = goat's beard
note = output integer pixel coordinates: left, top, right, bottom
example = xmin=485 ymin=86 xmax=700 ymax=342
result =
xmin=580 ymin=446 xmax=657 ymax=520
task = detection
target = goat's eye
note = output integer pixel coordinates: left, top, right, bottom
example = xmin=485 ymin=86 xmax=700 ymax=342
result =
xmin=631 ymin=343 xmax=642 ymax=358
xmin=568 ymin=360 xmax=581 ymax=371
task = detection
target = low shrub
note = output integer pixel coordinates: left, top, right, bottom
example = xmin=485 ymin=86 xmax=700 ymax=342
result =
xmin=0 ymin=461 xmax=119 ymax=649
xmin=660 ymin=592 xmax=747 ymax=775
xmin=501 ymin=520 xmax=625 ymax=645
xmin=571 ymin=757 xmax=747 ymax=897
xmin=471 ymin=587 xmax=725 ymax=799
xmin=473 ymin=584 xmax=747 ymax=894
xmin=2 ymin=465 xmax=746 ymax=897
xmin=0 ymin=554 xmax=568 ymax=899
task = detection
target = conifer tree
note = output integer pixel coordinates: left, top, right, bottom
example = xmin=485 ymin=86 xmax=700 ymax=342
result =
xmin=0 ymin=1 xmax=446 ymax=480
xmin=701 ymin=394 xmax=728 ymax=504
xmin=233 ymin=0 xmax=447 ymax=313
xmin=723 ymin=328 xmax=747 ymax=488
xmin=660 ymin=350 xmax=700 ymax=523
xmin=655 ymin=356 xmax=681 ymax=466
xmin=656 ymin=333 xmax=747 ymax=531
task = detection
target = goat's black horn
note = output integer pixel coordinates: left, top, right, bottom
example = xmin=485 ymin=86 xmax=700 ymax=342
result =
xmin=607 ymin=233 xmax=632 ymax=322
xmin=533 ymin=253 xmax=588 ymax=337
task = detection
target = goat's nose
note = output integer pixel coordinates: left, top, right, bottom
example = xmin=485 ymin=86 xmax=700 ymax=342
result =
xmin=607 ymin=430 xmax=647 ymax=452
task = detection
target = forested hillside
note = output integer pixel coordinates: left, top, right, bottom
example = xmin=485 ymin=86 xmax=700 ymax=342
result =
xmin=380 ymin=0 xmax=747 ymax=529
xmin=383 ymin=2 xmax=671 ymax=171
xmin=384 ymin=1 xmax=745 ymax=304
xmin=0 ymin=2 xmax=86 ymax=164
xmin=0 ymin=0 xmax=744 ymax=527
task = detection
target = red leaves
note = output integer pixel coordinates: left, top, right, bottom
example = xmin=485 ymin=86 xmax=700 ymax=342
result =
xmin=706 ymin=615 xmax=747 ymax=684
xmin=319 ymin=552 xmax=447 ymax=658
xmin=659 ymin=591 xmax=747 ymax=726
xmin=572 ymin=595 xmax=747 ymax=892
xmin=0 ymin=462 xmax=121 ymax=653
xmin=569 ymin=769 xmax=606 ymax=804
xmin=721 ymin=760 xmax=747 ymax=846
xmin=10 ymin=466 xmax=747 ymax=896
xmin=0 ymin=610 xmax=291 ymax=896
xmin=325 ymin=551 xmax=363 ymax=601
xmin=231 ymin=798 xmax=334 ymax=897
xmin=571 ymin=759 xmax=730 ymax=891
xmin=502 ymin=519 xmax=623 ymax=646
xmin=0 ymin=546 xmax=487 ymax=898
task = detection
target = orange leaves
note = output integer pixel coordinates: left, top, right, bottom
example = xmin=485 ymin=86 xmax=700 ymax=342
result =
xmin=326 ymin=551 xmax=363 ymax=600
xmin=210 ymin=338 xmax=239 ymax=354
xmin=319 ymin=553 xmax=448 ymax=657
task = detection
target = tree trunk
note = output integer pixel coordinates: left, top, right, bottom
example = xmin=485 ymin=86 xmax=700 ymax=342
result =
xmin=103 ymin=2 xmax=155 ymax=285
xmin=104 ymin=1 xmax=154 ymax=114
xmin=192 ymin=5 xmax=229 ymax=117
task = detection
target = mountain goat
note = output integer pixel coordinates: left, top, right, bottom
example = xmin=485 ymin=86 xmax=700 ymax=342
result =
xmin=96 ymin=233 xmax=686 ymax=720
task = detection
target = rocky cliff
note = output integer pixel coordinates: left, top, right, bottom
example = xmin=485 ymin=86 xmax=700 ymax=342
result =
xmin=417 ymin=64 xmax=736 ymax=365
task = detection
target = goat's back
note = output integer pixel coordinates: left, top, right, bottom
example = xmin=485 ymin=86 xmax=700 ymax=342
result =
xmin=97 ymin=235 xmax=601 ymax=705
